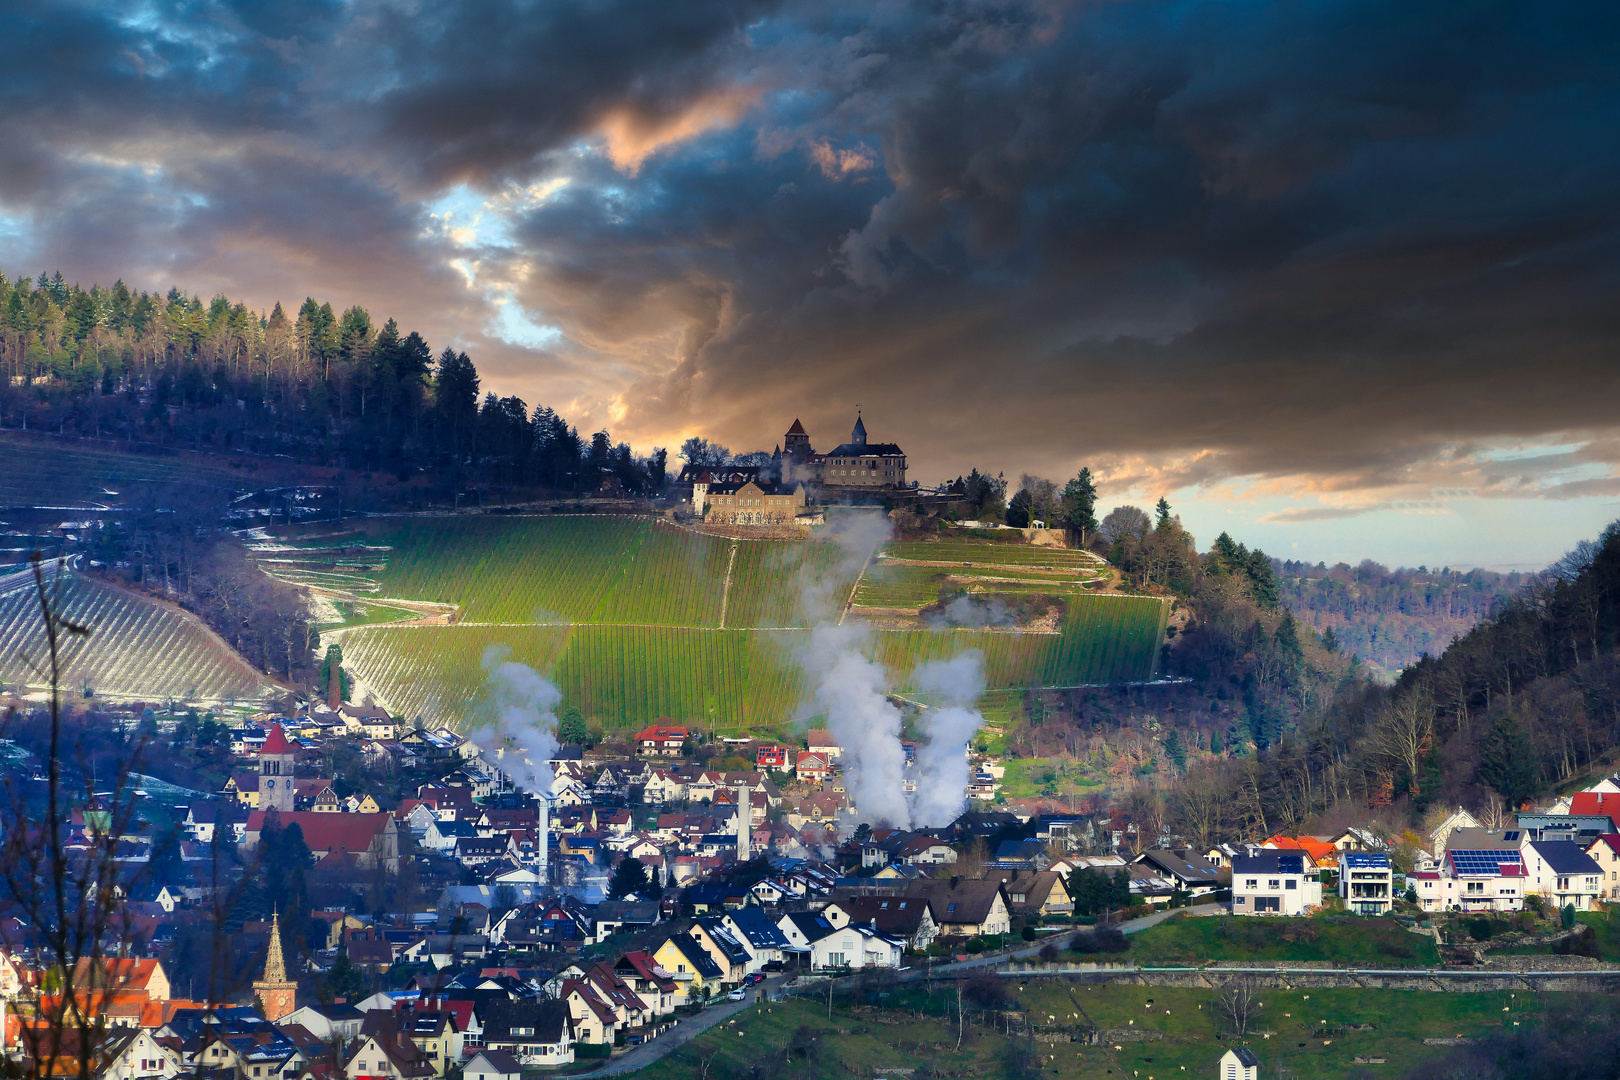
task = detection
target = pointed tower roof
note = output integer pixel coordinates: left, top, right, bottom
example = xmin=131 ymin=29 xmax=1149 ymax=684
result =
xmin=263 ymin=909 xmax=288 ymax=984
xmin=851 ymin=412 xmax=867 ymax=446
xmin=261 ymin=723 xmax=292 ymax=756
xmin=785 ymin=418 xmax=807 ymax=436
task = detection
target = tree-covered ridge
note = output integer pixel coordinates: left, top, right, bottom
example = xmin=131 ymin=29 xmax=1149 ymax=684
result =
xmin=1276 ymin=560 xmax=1530 ymax=679
xmin=0 ymin=270 xmax=666 ymax=497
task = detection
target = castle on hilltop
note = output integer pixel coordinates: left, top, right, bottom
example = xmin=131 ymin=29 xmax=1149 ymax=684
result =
xmin=678 ymin=412 xmax=907 ymax=527
xmin=784 ymin=412 xmax=908 ymax=490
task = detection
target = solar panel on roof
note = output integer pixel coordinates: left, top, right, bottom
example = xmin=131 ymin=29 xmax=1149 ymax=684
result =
xmin=1503 ymin=830 xmax=1520 ymax=841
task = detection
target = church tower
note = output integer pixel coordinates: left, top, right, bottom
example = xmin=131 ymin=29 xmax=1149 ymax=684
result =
xmin=259 ymin=723 xmax=296 ymax=812
xmin=253 ymin=909 xmax=298 ymax=1021
xmin=851 ymin=411 xmax=867 ymax=448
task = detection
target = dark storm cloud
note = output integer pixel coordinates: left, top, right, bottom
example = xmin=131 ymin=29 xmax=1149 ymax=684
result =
xmin=2 ymin=0 xmax=1618 ymax=503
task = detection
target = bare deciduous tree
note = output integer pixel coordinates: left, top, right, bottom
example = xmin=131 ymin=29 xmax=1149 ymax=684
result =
xmin=1373 ymin=692 xmax=1435 ymax=796
xmin=1217 ymin=977 xmax=1261 ymax=1038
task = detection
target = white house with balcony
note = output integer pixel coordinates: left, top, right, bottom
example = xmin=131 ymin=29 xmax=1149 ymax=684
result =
xmin=1231 ymin=851 xmax=1321 ymax=915
xmin=1337 ymin=851 xmax=1393 ymax=915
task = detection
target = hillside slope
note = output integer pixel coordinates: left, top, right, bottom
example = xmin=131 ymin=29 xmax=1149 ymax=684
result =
xmin=269 ymin=516 xmax=1169 ymax=729
xmin=0 ymin=573 xmax=275 ymax=703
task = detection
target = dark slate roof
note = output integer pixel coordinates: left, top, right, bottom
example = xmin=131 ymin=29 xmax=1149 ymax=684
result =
xmin=1529 ymin=840 xmax=1603 ymax=876
xmin=1136 ymin=849 xmax=1226 ymax=884
xmin=824 ymin=443 xmax=905 ymax=458
xmin=1232 ymin=852 xmax=1308 ymax=876
xmin=783 ymin=911 xmax=838 ymax=944
xmin=666 ymin=932 xmax=724 ymax=979
xmin=469 ymin=1049 xmax=523 ymax=1075
xmin=727 ymin=907 xmax=791 ymax=950
xmin=1228 ymin=1047 xmax=1260 ymax=1066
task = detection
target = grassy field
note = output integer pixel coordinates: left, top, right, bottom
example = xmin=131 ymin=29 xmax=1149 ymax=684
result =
xmin=1128 ymin=914 xmax=1441 ymax=967
xmin=0 ymin=575 xmax=273 ymax=702
xmin=265 ymin=516 xmax=1168 ymax=730
xmin=626 ymin=982 xmax=1547 ymax=1080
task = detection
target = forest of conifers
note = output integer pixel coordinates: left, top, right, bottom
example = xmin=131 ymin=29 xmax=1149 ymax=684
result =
xmin=0 ymin=271 xmax=662 ymax=497
xmin=1159 ymin=520 xmax=1620 ymax=845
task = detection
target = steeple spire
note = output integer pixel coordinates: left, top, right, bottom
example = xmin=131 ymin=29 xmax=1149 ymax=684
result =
xmin=253 ymin=906 xmax=298 ymax=1020
xmin=851 ymin=410 xmax=867 ymax=447
xmin=264 ymin=908 xmax=287 ymax=983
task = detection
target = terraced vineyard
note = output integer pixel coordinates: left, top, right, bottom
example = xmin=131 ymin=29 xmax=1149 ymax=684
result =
xmin=0 ymin=431 xmax=251 ymax=506
xmin=0 ymin=575 xmax=274 ymax=702
xmin=854 ymin=537 xmax=1106 ymax=612
xmin=282 ymin=515 xmax=1168 ymax=730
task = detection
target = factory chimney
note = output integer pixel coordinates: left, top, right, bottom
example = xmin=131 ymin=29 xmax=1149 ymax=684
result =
xmin=734 ymin=783 xmax=751 ymax=862
xmin=538 ymin=795 xmax=550 ymax=887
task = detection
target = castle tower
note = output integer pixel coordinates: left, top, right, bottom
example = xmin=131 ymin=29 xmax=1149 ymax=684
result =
xmin=259 ymin=723 xmax=296 ymax=812
xmin=850 ymin=412 xmax=867 ymax=448
xmin=784 ymin=419 xmax=812 ymax=457
xmin=253 ymin=909 xmax=298 ymax=1021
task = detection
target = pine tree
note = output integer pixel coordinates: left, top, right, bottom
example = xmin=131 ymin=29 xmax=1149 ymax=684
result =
xmin=1063 ymin=468 xmax=1099 ymax=542
xmin=1164 ymin=728 xmax=1186 ymax=773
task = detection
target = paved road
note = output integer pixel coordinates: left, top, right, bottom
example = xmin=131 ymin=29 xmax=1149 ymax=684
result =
xmin=570 ymin=909 xmax=1220 ymax=1076
xmin=569 ymin=979 xmax=784 ymax=1078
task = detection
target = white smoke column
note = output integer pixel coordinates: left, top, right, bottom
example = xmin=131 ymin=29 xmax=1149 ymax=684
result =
xmin=795 ymin=512 xmax=913 ymax=827
xmin=806 ymin=623 xmax=912 ymax=827
xmin=909 ymin=651 xmax=988 ymax=827
xmin=473 ymin=644 xmax=560 ymax=797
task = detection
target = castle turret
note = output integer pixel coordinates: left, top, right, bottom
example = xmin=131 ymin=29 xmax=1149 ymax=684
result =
xmin=851 ymin=412 xmax=867 ymax=447
xmin=784 ymin=418 xmax=812 ymax=457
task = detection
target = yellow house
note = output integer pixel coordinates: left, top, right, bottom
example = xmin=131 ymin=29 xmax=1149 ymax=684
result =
xmin=652 ymin=933 xmax=724 ymax=1004
xmin=225 ymin=773 xmax=260 ymax=809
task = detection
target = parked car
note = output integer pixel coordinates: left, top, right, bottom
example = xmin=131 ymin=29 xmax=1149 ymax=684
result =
xmin=745 ymin=973 xmax=766 ymax=985
xmin=762 ymin=960 xmax=785 ymax=972
xmin=726 ymin=987 xmax=748 ymax=1001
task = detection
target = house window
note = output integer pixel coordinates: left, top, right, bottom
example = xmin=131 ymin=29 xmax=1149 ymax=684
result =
xmin=1245 ymin=879 xmax=1257 ymax=889
xmin=1268 ymin=880 xmax=1280 ymax=890
xmin=1285 ymin=880 xmax=1296 ymax=890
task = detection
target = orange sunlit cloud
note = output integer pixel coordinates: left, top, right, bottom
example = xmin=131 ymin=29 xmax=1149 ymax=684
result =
xmin=597 ymin=89 xmax=761 ymax=174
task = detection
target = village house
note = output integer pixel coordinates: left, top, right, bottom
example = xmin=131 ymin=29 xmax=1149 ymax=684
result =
xmin=632 ymin=724 xmax=688 ymax=757
xmin=904 ymin=878 xmax=1011 ymax=937
xmin=1337 ymin=852 xmax=1394 ymax=915
xmin=1521 ymin=840 xmax=1604 ymax=911
xmin=1231 ymin=851 xmax=1323 ymax=915
xmin=1584 ymin=834 xmax=1620 ymax=900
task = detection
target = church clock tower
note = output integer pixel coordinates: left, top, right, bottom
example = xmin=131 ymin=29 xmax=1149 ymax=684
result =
xmin=259 ymin=723 xmax=296 ymax=813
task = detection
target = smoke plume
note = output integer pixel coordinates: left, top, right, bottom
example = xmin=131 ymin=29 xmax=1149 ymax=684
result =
xmin=795 ymin=510 xmax=915 ymax=826
xmin=804 ymin=622 xmax=912 ymax=827
xmin=908 ymin=651 xmax=988 ymax=826
xmin=473 ymin=644 xmax=560 ymax=797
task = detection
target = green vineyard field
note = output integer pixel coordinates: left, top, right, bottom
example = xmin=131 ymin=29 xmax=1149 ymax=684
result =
xmin=333 ymin=590 xmax=1168 ymax=730
xmin=272 ymin=514 xmax=1168 ymax=730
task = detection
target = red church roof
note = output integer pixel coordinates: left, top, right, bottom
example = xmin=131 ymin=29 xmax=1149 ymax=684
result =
xmin=786 ymin=418 xmax=806 ymax=435
xmin=260 ymin=723 xmax=292 ymax=755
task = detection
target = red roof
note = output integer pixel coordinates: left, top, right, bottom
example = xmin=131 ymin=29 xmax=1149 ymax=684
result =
xmin=634 ymin=724 xmax=688 ymax=743
xmin=786 ymin=418 xmax=807 ymax=435
xmin=260 ymin=723 xmax=293 ymax=755
xmin=1570 ymin=792 xmax=1620 ymax=820
xmin=1591 ymin=833 xmax=1620 ymax=857
xmin=247 ymin=810 xmax=389 ymax=853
